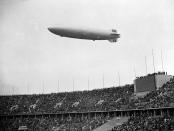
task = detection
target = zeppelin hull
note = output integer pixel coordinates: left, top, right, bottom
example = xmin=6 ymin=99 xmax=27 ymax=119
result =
xmin=48 ymin=27 xmax=120 ymax=42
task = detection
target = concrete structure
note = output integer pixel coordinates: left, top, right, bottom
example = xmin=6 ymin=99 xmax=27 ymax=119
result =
xmin=134 ymin=72 xmax=173 ymax=96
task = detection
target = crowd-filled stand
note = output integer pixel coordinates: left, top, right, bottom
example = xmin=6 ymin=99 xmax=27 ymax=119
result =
xmin=1 ymin=77 xmax=174 ymax=130
xmin=0 ymin=84 xmax=134 ymax=114
xmin=111 ymin=115 xmax=174 ymax=131
xmin=0 ymin=78 xmax=174 ymax=114
xmin=0 ymin=114 xmax=112 ymax=131
xmin=127 ymin=78 xmax=174 ymax=109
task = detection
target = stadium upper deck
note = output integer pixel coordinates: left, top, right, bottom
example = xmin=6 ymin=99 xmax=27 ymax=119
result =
xmin=0 ymin=77 xmax=174 ymax=115
xmin=0 ymin=85 xmax=134 ymax=115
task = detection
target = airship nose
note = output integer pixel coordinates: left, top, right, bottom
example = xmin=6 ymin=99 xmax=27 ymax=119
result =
xmin=48 ymin=27 xmax=59 ymax=34
xmin=48 ymin=27 xmax=54 ymax=32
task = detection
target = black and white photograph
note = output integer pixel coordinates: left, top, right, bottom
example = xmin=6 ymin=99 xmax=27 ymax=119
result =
xmin=0 ymin=0 xmax=174 ymax=130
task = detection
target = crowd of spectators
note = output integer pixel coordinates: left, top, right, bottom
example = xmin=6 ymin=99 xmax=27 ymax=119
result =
xmin=0 ymin=77 xmax=174 ymax=130
xmin=0 ymin=84 xmax=134 ymax=114
xmin=0 ymin=77 xmax=174 ymax=115
xmin=127 ymin=78 xmax=174 ymax=109
xmin=111 ymin=115 xmax=174 ymax=131
xmin=0 ymin=114 xmax=112 ymax=131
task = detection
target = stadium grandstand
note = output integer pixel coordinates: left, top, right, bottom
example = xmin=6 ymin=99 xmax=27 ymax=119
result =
xmin=0 ymin=72 xmax=174 ymax=130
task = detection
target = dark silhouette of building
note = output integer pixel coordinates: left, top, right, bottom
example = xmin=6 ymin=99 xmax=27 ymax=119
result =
xmin=134 ymin=72 xmax=173 ymax=96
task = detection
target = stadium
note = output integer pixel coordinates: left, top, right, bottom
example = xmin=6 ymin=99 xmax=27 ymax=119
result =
xmin=1 ymin=0 xmax=174 ymax=131
xmin=0 ymin=72 xmax=174 ymax=130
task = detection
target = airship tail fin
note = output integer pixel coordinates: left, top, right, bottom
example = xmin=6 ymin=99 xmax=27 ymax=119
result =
xmin=108 ymin=38 xmax=118 ymax=43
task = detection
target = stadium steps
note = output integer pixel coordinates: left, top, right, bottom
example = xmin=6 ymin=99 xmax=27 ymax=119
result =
xmin=93 ymin=117 xmax=129 ymax=131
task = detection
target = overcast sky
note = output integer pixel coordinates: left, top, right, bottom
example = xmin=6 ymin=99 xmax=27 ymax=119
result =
xmin=0 ymin=0 xmax=174 ymax=95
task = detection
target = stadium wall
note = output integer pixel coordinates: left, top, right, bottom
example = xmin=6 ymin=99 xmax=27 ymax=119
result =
xmin=134 ymin=73 xmax=173 ymax=94
xmin=134 ymin=75 xmax=156 ymax=93
xmin=155 ymin=74 xmax=173 ymax=90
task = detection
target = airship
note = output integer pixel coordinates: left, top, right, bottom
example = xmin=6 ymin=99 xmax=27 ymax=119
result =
xmin=48 ymin=27 xmax=120 ymax=42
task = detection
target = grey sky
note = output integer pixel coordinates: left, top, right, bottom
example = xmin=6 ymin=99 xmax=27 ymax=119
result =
xmin=0 ymin=0 xmax=174 ymax=95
